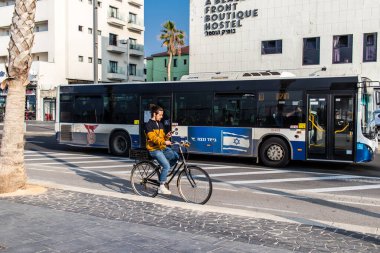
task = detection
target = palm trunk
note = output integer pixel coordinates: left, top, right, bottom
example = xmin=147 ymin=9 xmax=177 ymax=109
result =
xmin=167 ymin=53 xmax=173 ymax=81
xmin=0 ymin=0 xmax=36 ymax=193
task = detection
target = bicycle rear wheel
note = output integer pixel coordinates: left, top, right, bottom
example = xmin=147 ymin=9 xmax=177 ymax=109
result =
xmin=130 ymin=161 xmax=159 ymax=197
xmin=177 ymin=166 xmax=212 ymax=204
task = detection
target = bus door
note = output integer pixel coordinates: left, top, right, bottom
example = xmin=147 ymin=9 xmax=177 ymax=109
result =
xmin=140 ymin=96 xmax=172 ymax=147
xmin=307 ymin=93 xmax=354 ymax=161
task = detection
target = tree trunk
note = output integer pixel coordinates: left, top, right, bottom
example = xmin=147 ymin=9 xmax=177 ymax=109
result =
xmin=0 ymin=80 xmax=27 ymax=193
xmin=167 ymin=53 xmax=173 ymax=81
xmin=0 ymin=0 xmax=36 ymax=194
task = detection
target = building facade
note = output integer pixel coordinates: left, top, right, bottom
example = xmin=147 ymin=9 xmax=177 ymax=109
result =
xmin=189 ymin=0 xmax=380 ymax=81
xmin=145 ymin=46 xmax=189 ymax=82
xmin=0 ymin=0 xmax=144 ymax=121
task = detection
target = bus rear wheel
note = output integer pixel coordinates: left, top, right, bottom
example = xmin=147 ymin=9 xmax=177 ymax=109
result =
xmin=259 ymin=137 xmax=290 ymax=167
xmin=110 ymin=131 xmax=130 ymax=156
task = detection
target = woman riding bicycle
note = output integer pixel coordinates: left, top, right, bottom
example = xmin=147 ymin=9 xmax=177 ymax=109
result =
xmin=145 ymin=104 xmax=179 ymax=195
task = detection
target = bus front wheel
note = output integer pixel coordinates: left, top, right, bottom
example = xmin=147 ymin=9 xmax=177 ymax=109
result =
xmin=259 ymin=137 xmax=290 ymax=167
xmin=110 ymin=131 xmax=130 ymax=156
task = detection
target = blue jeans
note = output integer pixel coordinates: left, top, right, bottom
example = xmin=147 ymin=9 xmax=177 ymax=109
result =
xmin=149 ymin=147 xmax=179 ymax=184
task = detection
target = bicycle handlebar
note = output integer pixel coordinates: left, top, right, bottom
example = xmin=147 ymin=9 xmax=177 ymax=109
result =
xmin=172 ymin=141 xmax=191 ymax=148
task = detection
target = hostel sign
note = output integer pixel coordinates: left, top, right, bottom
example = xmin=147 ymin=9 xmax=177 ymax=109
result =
xmin=204 ymin=0 xmax=258 ymax=36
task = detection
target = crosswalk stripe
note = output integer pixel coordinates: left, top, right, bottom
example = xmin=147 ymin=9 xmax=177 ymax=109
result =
xmin=28 ymin=167 xmax=123 ymax=179
xmin=210 ymin=170 xmax=286 ymax=177
xmin=26 ymin=159 xmax=132 ymax=165
xmin=223 ymin=175 xmax=362 ymax=184
xmin=26 ymin=156 xmax=129 ymax=161
xmin=300 ymin=184 xmax=380 ymax=193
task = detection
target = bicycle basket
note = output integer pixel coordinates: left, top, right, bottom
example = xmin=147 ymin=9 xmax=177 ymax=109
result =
xmin=129 ymin=148 xmax=151 ymax=160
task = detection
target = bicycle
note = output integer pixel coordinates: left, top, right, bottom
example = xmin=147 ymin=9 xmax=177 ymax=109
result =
xmin=130 ymin=141 xmax=213 ymax=205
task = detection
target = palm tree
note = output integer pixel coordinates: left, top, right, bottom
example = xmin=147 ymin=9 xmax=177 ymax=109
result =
xmin=0 ymin=0 xmax=36 ymax=193
xmin=159 ymin=21 xmax=185 ymax=81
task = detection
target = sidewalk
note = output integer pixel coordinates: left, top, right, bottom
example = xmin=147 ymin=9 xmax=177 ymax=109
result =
xmin=1 ymin=183 xmax=379 ymax=252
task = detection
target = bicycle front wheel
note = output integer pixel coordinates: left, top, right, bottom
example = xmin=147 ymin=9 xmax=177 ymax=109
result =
xmin=130 ymin=161 xmax=159 ymax=197
xmin=177 ymin=166 xmax=212 ymax=204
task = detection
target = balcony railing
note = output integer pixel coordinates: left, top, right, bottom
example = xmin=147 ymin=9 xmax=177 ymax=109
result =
xmin=107 ymin=66 xmax=126 ymax=81
xmin=129 ymin=43 xmax=144 ymax=56
xmin=107 ymin=11 xmax=126 ymax=27
xmin=127 ymin=17 xmax=144 ymax=31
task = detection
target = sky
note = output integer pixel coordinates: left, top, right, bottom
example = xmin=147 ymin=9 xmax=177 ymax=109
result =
xmin=144 ymin=0 xmax=189 ymax=57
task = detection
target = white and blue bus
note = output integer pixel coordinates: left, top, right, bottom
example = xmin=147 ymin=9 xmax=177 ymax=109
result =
xmin=56 ymin=75 xmax=378 ymax=167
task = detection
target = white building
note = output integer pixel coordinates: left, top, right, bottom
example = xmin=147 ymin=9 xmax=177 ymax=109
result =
xmin=189 ymin=0 xmax=380 ymax=81
xmin=0 ymin=0 xmax=144 ymax=121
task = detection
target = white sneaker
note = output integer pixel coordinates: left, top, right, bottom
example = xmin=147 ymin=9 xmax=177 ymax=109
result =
xmin=158 ymin=184 xmax=171 ymax=195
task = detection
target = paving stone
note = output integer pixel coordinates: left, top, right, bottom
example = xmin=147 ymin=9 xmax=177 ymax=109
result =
xmin=2 ymin=188 xmax=380 ymax=252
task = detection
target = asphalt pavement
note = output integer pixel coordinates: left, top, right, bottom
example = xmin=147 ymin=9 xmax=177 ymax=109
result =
xmin=1 ymin=121 xmax=380 ymax=252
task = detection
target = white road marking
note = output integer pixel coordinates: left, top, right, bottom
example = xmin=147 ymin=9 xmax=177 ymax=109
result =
xmin=300 ymin=184 xmax=380 ymax=193
xmin=222 ymin=203 xmax=299 ymax=214
xmin=210 ymin=170 xmax=289 ymax=177
xmin=26 ymin=159 xmax=132 ymax=165
xmin=223 ymin=175 xmax=362 ymax=184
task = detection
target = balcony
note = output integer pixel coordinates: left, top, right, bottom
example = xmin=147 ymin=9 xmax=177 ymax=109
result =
xmin=128 ymin=0 xmax=143 ymax=7
xmin=107 ymin=66 xmax=126 ymax=81
xmin=107 ymin=12 xmax=126 ymax=28
xmin=107 ymin=43 xmax=127 ymax=54
xmin=129 ymin=43 xmax=144 ymax=56
xmin=127 ymin=18 xmax=144 ymax=32
xmin=128 ymin=69 xmax=145 ymax=82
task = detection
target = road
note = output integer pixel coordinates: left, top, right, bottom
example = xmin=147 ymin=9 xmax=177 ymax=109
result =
xmin=1 ymin=122 xmax=380 ymax=234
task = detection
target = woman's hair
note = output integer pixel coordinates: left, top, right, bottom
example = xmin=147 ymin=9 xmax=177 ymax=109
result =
xmin=150 ymin=104 xmax=163 ymax=117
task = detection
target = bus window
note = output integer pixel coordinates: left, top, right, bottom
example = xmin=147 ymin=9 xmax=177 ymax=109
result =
xmin=104 ymin=94 xmax=138 ymax=124
xmin=74 ymin=96 xmax=103 ymax=123
xmin=213 ymin=93 xmax=256 ymax=127
xmin=257 ymin=91 xmax=304 ymax=128
xmin=174 ymin=92 xmax=212 ymax=126
xmin=59 ymin=94 xmax=73 ymax=122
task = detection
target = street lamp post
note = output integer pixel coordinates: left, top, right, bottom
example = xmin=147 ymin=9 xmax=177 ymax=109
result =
xmin=120 ymin=39 xmax=130 ymax=82
xmin=93 ymin=0 xmax=98 ymax=83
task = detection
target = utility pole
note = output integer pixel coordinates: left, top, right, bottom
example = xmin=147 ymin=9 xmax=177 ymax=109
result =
xmin=120 ymin=39 xmax=129 ymax=82
xmin=93 ymin=0 xmax=98 ymax=83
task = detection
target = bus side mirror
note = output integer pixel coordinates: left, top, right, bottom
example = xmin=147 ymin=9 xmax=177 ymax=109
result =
xmin=376 ymin=91 xmax=380 ymax=105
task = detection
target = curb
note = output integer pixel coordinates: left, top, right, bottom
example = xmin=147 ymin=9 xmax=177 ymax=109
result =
xmin=28 ymin=179 xmax=380 ymax=236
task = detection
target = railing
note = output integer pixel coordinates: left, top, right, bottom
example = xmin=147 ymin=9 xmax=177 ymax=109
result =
xmin=128 ymin=17 xmax=144 ymax=26
xmin=108 ymin=11 xmax=125 ymax=21
xmin=130 ymin=69 xmax=144 ymax=77
xmin=107 ymin=65 xmax=125 ymax=74
xmin=129 ymin=43 xmax=144 ymax=51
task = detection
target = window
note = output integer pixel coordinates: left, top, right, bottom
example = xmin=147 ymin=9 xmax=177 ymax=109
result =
xmin=174 ymin=93 xmax=213 ymax=126
xmin=333 ymin=35 xmax=353 ymax=64
xmin=88 ymin=57 xmax=92 ymax=63
xmin=174 ymin=59 xmax=177 ymax=67
xmin=164 ymin=77 xmax=167 ymax=81
xmin=88 ymin=28 xmax=92 ymax=34
xmin=184 ymin=59 xmax=187 ymax=65
xmin=256 ymin=91 xmax=304 ymax=128
xmin=104 ymin=94 xmax=139 ymax=124
xmin=78 ymin=56 xmax=83 ymax=62
xmin=97 ymin=30 xmax=101 ymax=36
xmin=261 ymin=40 xmax=282 ymax=54
xmin=363 ymin=33 xmax=377 ymax=62
xmin=164 ymin=59 xmax=167 ymax=67
xmin=129 ymin=38 xmax=137 ymax=49
xmin=78 ymin=25 xmax=83 ymax=32
xmin=213 ymin=93 xmax=257 ymax=127
xmin=109 ymin=6 xmax=118 ymax=18
xmin=98 ymin=58 xmax=102 ymax=64
xmin=88 ymin=0 xmax=92 ymax=4
xmin=129 ymin=64 xmax=137 ymax=76
xmin=97 ymin=1 xmax=102 ymax=7
xmin=35 ymin=26 xmax=40 ymax=32
xmin=109 ymin=61 xmax=118 ymax=73
xmin=129 ymin=12 xmax=137 ymax=23
xmin=173 ymin=77 xmax=177 ymax=81
xmin=109 ymin=33 xmax=118 ymax=46
xmin=303 ymin=37 xmax=320 ymax=65
xmin=74 ymin=96 xmax=103 ymax=123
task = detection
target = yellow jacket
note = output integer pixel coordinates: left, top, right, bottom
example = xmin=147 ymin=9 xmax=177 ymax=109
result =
xmin=145 ymin=119 xmax=169 ymax=151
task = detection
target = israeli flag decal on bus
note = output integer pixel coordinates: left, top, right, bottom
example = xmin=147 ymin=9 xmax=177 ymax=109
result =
xmin=222 ymin=131 xmax=250 ymax=153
